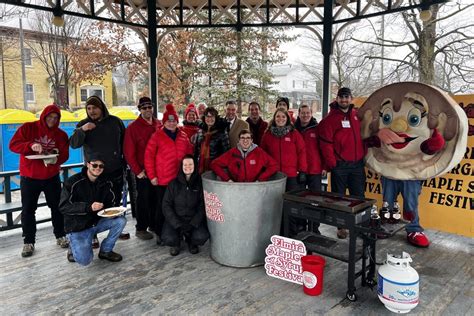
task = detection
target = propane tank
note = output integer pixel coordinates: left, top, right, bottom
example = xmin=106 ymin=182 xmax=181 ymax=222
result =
xmin=377 ymin=252 xmax=419 ymax=314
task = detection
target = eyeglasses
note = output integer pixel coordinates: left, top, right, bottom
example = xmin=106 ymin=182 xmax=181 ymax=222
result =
xmin=240 ymin=136 xmax=252 ymax=140
xmin=90 ymin=163 xmax=105 ymax=169
xmin=140 ymin=105 xmax=153 ymax=110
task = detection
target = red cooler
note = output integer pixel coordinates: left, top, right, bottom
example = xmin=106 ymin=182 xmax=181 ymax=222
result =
xmin=301 ymin=255 xmax=326 ymax=296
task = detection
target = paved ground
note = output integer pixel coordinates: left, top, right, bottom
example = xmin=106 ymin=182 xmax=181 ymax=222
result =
xmin=1 ymin=209 xmax=472 ymax=315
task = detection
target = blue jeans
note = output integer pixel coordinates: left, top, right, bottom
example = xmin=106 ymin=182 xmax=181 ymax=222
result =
xmin=68 ymin=216 xmax=127 ymax=266
xmin=381 ymin=177 xmax=423 ymax=233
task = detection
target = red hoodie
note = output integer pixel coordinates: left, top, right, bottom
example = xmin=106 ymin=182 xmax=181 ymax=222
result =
xmin=123 ymin=116 xmax=161 ymax=175
xmin=318 ymin=102 xmax=365 ymax=170
xmin=9 ymin=105 xmax=69 ymax=179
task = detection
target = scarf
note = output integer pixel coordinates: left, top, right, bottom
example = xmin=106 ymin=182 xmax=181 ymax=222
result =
xmin=270 ymin=126 xmax=291 ymax=138
xmin=198 ymin=130 xmax=217 ymax=173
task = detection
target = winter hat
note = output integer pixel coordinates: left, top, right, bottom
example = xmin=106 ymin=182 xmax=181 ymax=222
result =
xmin=137 ymin=96 xmax=153 ymax=109
xmin=86 ymin=95 xmax=106 ymax=110
xmin=162 ymin=103 xmax=179 ymax=123
xmin=337 ymin=87 xmax=352 ymax=97
xmin=87 ymin=152 xmax=105 ymax=163
xmin=184 ymin=103 xmax=199 ymax=119
xmin=276 ymin=97 xmax=290 ymax=109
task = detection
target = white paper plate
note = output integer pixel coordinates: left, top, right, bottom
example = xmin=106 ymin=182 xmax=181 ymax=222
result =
xmin=98 ymin=207 xmax=127 ymax=218
xmin=25 ymin=154 xmax=58 ymax=160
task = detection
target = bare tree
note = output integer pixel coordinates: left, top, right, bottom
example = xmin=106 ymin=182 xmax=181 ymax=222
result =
xmin=356 ymin=0 xmax=474 ymax=93
xmin=26 ymin=10 xmax=89 ymax=108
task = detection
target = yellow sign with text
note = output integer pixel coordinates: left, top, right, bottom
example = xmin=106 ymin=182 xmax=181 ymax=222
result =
xmin=362 ymin=95 xmax=474 ymax=237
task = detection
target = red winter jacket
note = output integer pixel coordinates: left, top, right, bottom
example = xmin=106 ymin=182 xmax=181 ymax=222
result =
xmin=144 ymin=127 xmax=193 ymax=186
xmin=210 ymin=145 xmax=278 ymax=182
xmin=9 ymin=104 xmax=69 ymax=179
xmin=180 ymin=122 xmax=200 ymax=141
xmin=123 ymin=116 xmax=161 ymax=176
xmin=318 ymin=102 xmax=365 ymax=170
xmin=295 ymin=117 xmax=325 ymax=175
xmin=260 ymin=128 xmax=307 ymax=177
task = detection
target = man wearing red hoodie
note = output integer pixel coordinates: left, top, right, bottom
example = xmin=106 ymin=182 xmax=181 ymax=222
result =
xmin=318 ymin=88 xmax=366 ymax=239
xmin=9 ymin=104 xmax=70 ymax=257
xmin=123 ymin=97 xmax=162 ymax=240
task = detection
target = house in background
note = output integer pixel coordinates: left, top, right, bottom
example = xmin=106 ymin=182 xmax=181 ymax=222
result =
xmin=0 ymin=25 xmax=113 ymax=112
xmin=269 ymin=64 xmax=321 ymax=117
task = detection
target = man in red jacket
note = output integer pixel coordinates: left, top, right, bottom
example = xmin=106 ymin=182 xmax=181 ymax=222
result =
xmin=9 ymin=104 xmax=70 ymax=257
xmin=211 ymin=129 xmax=278 ymax=182
xmin=318 ymin=87 xmax=366 ymax=239
xmin=123 ymin=97 xmax=162 ymax=240
xmin=144 ymin=104 xmax=193 ymax=245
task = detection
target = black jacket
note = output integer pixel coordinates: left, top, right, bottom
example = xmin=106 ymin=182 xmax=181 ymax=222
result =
xmin=162 ymin=164 xmax=205 ymax=229
xmin=70 ymin=104 xmax=125 ymax=174
xmin=59 ymin=167 xmax=116 ymax=233
xmin=194 ymin=118 xmax=230 ymax=162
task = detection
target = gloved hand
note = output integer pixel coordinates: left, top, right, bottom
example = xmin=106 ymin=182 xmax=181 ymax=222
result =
xmin=420 ymin=128 xmax=445 ymax=155
xmin=297 ymin=172 xmax=307 ymax=184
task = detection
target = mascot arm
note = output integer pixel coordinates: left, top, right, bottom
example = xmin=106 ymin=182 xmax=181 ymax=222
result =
xmin=364 ymin=135 xmax=381 ymax=148
xmin=420 ymin=128 xmax=445 ymax=155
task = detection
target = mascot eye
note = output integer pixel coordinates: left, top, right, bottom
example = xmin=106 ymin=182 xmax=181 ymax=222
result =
xmin=407 ymin=108 xmax=422 ymax=127
xmin=380 ymin=108 xmax=393 ymax=125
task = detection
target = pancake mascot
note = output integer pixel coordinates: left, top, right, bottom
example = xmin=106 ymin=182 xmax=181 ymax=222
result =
xmin=358 ymin=82 xmax=468 ymax=247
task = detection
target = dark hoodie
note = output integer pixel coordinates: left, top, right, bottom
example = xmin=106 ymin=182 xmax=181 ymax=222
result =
xmin=9 ymin=104 xmax=69 ymax=179
xmin=70 ymin=98 xmax=126 ymax=174
xmin=162 ymin=159 xmax=205 ymax=229
xmin=59 ymin=166 xmax=115 ymax=233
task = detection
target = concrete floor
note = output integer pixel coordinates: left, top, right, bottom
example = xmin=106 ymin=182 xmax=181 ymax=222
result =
xmin=0 ymin=212 xmax=472 ymax=315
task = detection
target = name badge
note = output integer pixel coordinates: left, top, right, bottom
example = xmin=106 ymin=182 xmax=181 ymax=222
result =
xmin=342 ymin=120 xmax=351 ymax=128
xmin=250 ymin=159 xmax=256 ymax=165
xmin=310 ymin=133 xmax=316 ymax=138
xmin=285 ymin=137 xmax=291 ymax=142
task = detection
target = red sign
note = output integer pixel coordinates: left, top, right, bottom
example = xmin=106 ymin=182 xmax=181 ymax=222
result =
xmin=204 ymin=190 xmax=225 ymax=222
xmin=265 ymin=235 xmax=307 ymax=285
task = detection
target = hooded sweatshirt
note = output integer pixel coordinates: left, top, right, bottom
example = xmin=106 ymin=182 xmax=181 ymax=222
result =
xmin=9 ymin=104 xmax=69 ymax=179
xmin=70 ymin=99 xmax=125 ymax=174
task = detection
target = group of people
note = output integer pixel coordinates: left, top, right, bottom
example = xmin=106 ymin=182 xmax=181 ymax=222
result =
xmin=9 ymin=86 xmax=430 ymax=266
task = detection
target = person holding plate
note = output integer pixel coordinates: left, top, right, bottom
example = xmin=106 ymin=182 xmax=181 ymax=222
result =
xmin=9 ymin=104 xmax=70 ymax=258
xmin=59 ymin=154 xmax=127 ymax=265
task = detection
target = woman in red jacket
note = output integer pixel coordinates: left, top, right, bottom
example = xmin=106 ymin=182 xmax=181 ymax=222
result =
xmin=210 ymin=129 xmax=278 ymax=182
xmin=144 ymin=104 xmax=193 ymax=244
xmin=261 ymin=108 xmax=308 ymax=237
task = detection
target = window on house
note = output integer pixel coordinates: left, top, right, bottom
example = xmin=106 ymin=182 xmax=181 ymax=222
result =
xmin=293 ymin=80 xmax=295 ymax=88
xmin=80 ymin=87 xmax=104 ymax=102
xmin=303 ymin=81 xmax=308 ymax=89
xmin=23 ymin=48 xmax=32 ymax=66
xmin=25 ymin=84 xmax=35 ymax=102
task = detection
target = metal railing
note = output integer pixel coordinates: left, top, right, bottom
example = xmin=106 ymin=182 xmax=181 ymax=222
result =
xmin=0 ymin=163 xmax=83 ymax=231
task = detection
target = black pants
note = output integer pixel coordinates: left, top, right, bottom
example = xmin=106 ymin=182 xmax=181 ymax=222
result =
xmin=330 ymin=160 xmax=366 ymax=198
xmin=306 ymin=174 xmax=323 ymax=232
xmin=154 ymin=185 xmax=167 ymax=236
xmin=126 ymin=169 xmax=138 ymax=218
xmin=161 ymin=221 xmax=209 ymax=247
xmin=135 ymin=177 xmax=157 ymax=231
xmin=104 ymin=168 xmax=124 ymax=207
xmin=20 ymin=175 xmax=65 ymax=244
xmin=285 ymin=177 xmax=306 ymax=237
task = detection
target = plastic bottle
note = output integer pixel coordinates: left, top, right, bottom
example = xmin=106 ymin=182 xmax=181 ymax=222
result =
xmin=379 ymin=201 xmax=390 ymax=224
xmin=390 ymin=201 xmax=401 ymax=224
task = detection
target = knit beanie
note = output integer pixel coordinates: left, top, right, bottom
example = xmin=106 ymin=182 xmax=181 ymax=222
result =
xmin=162 ymin=103 xmax=179 ymax=123
xmin=184 ymin=103 xmax=199 ymax=120
xmin=137 ymin=96 xmax=153 ymax=109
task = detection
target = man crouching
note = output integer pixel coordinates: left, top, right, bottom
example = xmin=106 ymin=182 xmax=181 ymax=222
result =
xmin=59 ymin=154 xmax=126 ymax=265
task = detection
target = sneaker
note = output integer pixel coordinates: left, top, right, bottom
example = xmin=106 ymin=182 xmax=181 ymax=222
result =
xmin=170 ymin=247 xmax=180 ymax=256
xmin=135 ymin=230 xmax=153 ymax=240
xmin=337 ymin=228 xmax=348 ymax=239
xmin=92 ymin=237 xmax=100 ymax=249
xmin=188 ymin=244 xmax=199 ymax=255
xmin=21 ymin=243 xmax=35 ymax=257
xmin=407 ymin=232 xmax=430 ymax=248
xmin=98 ymin=251 xmax=123 ymax=262
xmin=67 ymin=249 xmax=75 ymax=263
xmin=56 ymin=237 xmax=69 ymax=248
